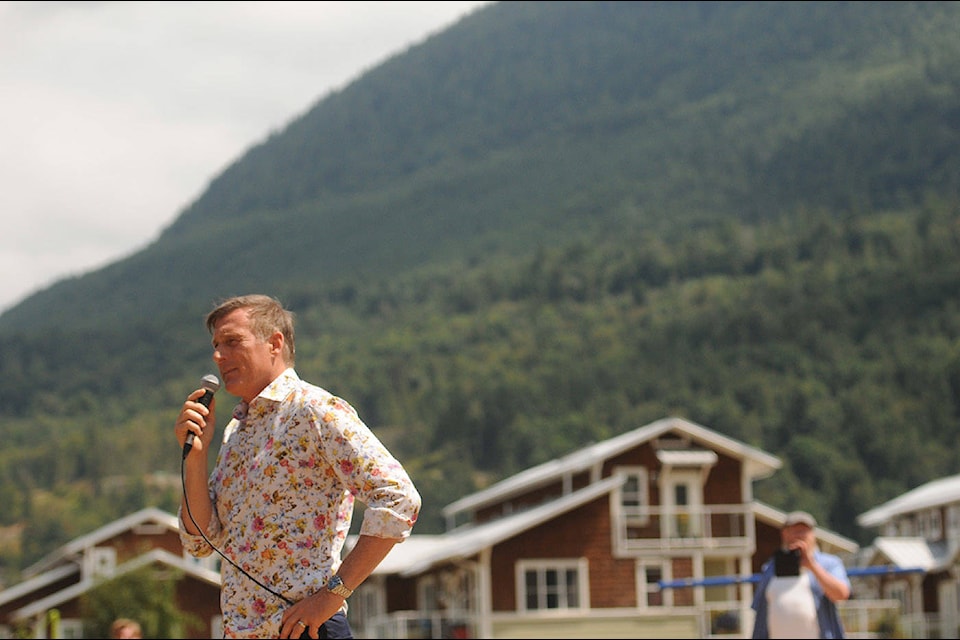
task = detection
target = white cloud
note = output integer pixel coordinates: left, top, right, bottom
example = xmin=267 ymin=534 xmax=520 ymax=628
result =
xmin=0 ymin=0 xmax=490 ymax=313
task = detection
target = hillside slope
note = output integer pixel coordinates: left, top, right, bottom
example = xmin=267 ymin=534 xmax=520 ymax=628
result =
xmin=1 ymin=1 xmax=959 ymax=575
xmin=3 ymin=1 xmax=957 ymax=331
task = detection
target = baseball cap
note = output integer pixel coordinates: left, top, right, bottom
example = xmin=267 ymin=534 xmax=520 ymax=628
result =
xmin=783 ymin=510 xmax=817 ymax=528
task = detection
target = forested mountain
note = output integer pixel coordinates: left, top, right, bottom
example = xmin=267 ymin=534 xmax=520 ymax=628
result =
xmin=1 ymin=0 xmax=960 ymax=584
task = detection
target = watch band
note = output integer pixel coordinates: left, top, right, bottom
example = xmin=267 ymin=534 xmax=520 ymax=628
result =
xmin=326 ymin=574 xmax=353 ymax=598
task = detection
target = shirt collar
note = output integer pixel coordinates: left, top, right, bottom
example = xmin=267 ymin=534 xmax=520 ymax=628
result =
xmin=259 ymin=367 xmax=299 ymax=401
xmin=234 ymin=368 xmax=299 ymax=420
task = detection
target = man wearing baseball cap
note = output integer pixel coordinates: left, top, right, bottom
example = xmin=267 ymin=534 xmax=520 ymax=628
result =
xmin=751 ymin=511 xmax=852 ymax=638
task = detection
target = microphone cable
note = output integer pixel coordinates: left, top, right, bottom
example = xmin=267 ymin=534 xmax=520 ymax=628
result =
xmin=180 ymin=454 xmax=295 ymax=607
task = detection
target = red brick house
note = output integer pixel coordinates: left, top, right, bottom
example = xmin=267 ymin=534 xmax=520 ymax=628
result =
xmin=1 ymin=416 xmax=866 ymax=638
xmin=855 ymin=473 xmax=960 ymax=639
xmin=0 ymin=507 xmax=222 ymax=638
xmin=348 ymin=415 xmax=861 ymax=638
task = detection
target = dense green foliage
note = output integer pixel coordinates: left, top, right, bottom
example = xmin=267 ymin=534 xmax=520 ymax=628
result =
xmin=1 ymin=0 xmax=959 ymax=588
xmin=81 ymin=566 xmax=200 ymax=638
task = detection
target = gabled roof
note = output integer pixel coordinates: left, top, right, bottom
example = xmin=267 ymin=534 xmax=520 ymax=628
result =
xmin=443 ymin=416 xmax=781 ymax=518
xmin=369 ymin=476 xmax=624 ymax=577
xmin=0 ymin=564 xmax=78 ymax=608
xmin=23 ymin=507 xmax=179 ymax=577
xmin=364 ymin=535 xmax=448 ymax=575
xmin=860 ymin=536 xmax=951 ymax=573
xmin=753 ymin=501 xmax=859 ymax=555
xmin=857 ymin=473 xmax=960 ymax=528
xmin=10 ymin=548 xmax=220 ymax=622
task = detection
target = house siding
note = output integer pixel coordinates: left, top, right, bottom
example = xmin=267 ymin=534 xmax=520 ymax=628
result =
xmin=475 ymin=469 xmax=594 ymax=524
xmin=490 ymin=496 xmax=637 ymax=611
xmin=0 ymin=571 xmax=78 ymax=622
xmin=108 ymin=527 xmax=185 ymax=560
xmin=177 ymin=577 xmax=222 ymax=637
xmin=703 ymin=456 xmax=743 ymax=504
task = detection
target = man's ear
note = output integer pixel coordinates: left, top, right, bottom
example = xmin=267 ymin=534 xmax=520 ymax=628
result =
xmin=269 ymin=330 xmax=284 ymax=356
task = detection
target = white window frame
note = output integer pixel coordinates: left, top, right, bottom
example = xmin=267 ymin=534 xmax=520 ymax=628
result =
xmin=612 ymin=467 xmax=652 ymax=552
xmin=348 ymin=579 xmax=385 ymax=638
xmin=929 ymin=509 xmax=943 ymax=540
xmin=614 ymin=466 xmax=650 ymax=524
xmin=59 ymin=619 xmax=84 ymax=639
xmin=636 ymin=559 xmax=671 ymax=608
xmin=661 ymin=469 xmax=703 ymax=538
xmin=908 ymin=516 xmax=918 ymax=536
xmin=886 ymin=582 xmax=908 ymax=614
xmin=949 ymin=504 xmax=960 ymax=541
xmin=516 ymin=558 xmax=589 ymax=613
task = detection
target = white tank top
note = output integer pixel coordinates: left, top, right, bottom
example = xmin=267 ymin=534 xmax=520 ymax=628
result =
xmin=766 ymin=570 xmax=819 ymax=639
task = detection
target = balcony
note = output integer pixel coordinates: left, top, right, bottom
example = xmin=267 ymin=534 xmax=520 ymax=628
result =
xmin=360 ymin=611 xmax=474 ymax=639
xmin=615 ymin=504 xmax=754 ymax=554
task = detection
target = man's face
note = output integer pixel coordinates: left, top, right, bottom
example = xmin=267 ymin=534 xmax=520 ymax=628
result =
xmin=211 ymin=307 xmax=281 ymax=402
xmin=781 ymin=522 xmax=814 ymax=548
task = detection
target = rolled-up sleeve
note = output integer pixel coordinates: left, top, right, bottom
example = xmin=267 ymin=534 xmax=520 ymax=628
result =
xmin=178 ymin=499 xmax=226 ymax=557
xmin=315 ymin=396 xmax=421 ymax=540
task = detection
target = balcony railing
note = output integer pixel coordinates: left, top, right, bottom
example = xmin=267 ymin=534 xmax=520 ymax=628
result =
xmin=354 ymin=600 xmax=908 ymax=640
xmin=839 ymin=599 xmax=905 ymax=639
xmin=694 ymin=598 xmax=903 ymax=639
xmin=360 ymin=610 xmax=475 ymax=639
xmin=899 ymin=611 xmax=960 ymax=639
xmin=616 ymin=504 xmax=754 ymax=553
xmin=359 ymin=599 xmax=905 ymax=639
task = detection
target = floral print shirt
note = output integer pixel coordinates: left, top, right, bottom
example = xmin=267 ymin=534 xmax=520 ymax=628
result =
xmin=179 ymin=368 xmax=421 ymax=638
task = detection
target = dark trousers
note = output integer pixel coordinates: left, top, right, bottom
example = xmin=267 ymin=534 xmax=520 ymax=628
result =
xmin=300 ymin=612 xmax=353 ymax=639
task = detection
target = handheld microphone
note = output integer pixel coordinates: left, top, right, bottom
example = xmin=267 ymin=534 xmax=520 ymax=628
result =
xmin=183 ymin=374 xmax=220 ymax=459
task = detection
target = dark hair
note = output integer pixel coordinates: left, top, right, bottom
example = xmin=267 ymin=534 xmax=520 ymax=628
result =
xmin=205 ymin=294 xmax=296 ymax=365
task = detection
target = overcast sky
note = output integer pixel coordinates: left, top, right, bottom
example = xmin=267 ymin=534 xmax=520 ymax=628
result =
xmin=0 ymin=0 xmax=491 ymax=315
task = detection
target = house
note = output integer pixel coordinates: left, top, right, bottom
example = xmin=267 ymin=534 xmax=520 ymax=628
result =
xmin=855 ymin=473 xmax=960 ymax=639
xmin=347 ymin=415 xmax=865 ymax=639
xmin=0 ymin=507 xmax=222 ymax=639
xmin=1 ymin=416 xmax=875 ymax=638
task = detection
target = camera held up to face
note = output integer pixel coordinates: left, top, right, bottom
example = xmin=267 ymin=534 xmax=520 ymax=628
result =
xmin=774 ymin=547 xmax=801 ymax=576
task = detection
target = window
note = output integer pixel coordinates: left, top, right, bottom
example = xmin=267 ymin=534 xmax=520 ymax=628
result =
xmin=900 ymin=517 xmax=916 ymax=536
xmin=949 ymin=505 xmax=960 ymax=541
xmin=59 ymin=619 xmax=84 ymax=639
xmin=637 ymin=561 xmax=667 ymax=607
xmin=517 ymin=559 xmax=588 ymax=612
xmin=617 ymin=467 xmax=649 ymax=519
xmin=930 ymin=509 xmax=943 ymax=540
xmin=622 ymin=472 xmax=644 ymax=509
xmin=886 ymin=583 xmax=908 ymax=614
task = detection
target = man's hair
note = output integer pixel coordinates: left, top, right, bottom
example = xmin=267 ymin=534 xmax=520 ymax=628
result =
xmin=205 ymin=294 xmax=296 ymax=366
xmin=110 ymin=618 xmax=142 ymax=638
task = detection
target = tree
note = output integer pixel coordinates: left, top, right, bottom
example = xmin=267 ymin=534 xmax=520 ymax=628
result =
xmin=81 ymin=564 xmax=201 ymax=639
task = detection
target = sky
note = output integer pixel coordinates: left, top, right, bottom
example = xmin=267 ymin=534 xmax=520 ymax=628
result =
xmin=0 ymin=0 xmax=491 ymax=315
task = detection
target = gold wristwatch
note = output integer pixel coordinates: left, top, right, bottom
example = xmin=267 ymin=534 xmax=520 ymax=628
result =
xmin=326 ymin=574 xmax=353 ymax=598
